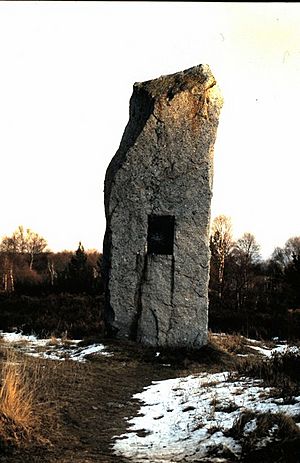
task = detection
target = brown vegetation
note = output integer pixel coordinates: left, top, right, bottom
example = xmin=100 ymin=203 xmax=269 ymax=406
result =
xmin=209 ymin=216 xmax=300 ymax=340
xmin=0 ymin=349 xmax=41 ymax=447
xmin=237 ymin=349 xmax=300 ymax=398
xmin=227 ymin=410 xmax=300 ymax=463
xmin=0 ymin=338 xmax=297 ymax=462
xmin=1 ymin=220 xmax=300 ymax=341
xmin=0 ymin=293 xmax=105 ymax=339
xmin=0 ymin=340 xmax=192 ymax=462
xmin=208 ymin=331 xmax=247 ymax=354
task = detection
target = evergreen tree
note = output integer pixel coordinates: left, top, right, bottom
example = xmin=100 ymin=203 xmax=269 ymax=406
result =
xmin=67 ymin=242 xmax=91 ymax=292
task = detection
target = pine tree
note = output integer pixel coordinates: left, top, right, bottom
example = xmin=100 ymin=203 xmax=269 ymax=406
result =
xmin=67 ymin=242 xmax=91 ymax=292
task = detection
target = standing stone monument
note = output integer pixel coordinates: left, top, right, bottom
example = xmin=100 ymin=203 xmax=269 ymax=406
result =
xmin=103 ymin=64 xmax=223 ymax=347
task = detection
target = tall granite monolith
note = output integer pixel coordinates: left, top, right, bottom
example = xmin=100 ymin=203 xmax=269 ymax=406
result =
xmin=103 ymin=64 xmax=223 ymax=347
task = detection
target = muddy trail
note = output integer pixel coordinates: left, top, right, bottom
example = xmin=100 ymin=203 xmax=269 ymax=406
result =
xmin=0 ymin=339 xmax=231 ymax=463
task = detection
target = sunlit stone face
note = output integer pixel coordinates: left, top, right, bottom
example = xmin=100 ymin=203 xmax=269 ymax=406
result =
xmin=103 ymin=65 xmax=223 ymax=347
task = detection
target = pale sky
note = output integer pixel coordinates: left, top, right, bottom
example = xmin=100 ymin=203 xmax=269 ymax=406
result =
xmin=0 ymin=2 xmax=300 ymax=259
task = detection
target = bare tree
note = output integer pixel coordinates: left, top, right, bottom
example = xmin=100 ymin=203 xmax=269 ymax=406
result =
xmin=0 ymin=229 xmax=23 ymax=291
xmin=1 ymin=256 xmax=14 ymax=292
xmin=0 ymin=225 xmax=27 ymax=253
xmin=47 ymin=259 xmax=57 ymax=286
xmin=232 ymin=232 xmax=261 ymax=309
xmin=0 ymin=225 xmax=48 ymax=271
xmin=210 ymin=215 xmax=233 ymax=299
xmin=25 ymin=229 xmax=47 ymax=270
xmin=234 ymin=232 xmax=261 ymax=266
xmin=272 ymin=236 xmax=300 ymax=271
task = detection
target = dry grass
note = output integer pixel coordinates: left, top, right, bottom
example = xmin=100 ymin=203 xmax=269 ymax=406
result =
xmin=237 ymin=350 xmax=300 ymax=397
xmin=225 ymin=410 xmax=300 ymax=462
xmin=0 ymin=346 xmax=95 ymax=458
xmin=208 ymin=331 xmax=246 ymax=354
xmin=47 ymin=331 xmax=74 ymax=348
xmin=47 ymin=334 xmax=60 ymax=346
xmin=0 ymin=349 xmax=39 ymax=445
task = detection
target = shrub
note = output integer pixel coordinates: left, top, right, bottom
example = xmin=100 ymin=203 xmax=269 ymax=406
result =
xmin=226 ymin=411 xmax=300 ymax=463
xmin=208 ymin=331 xmax=246 ymax=354
xmin=237 ymin=350 xmax=300 ymax=397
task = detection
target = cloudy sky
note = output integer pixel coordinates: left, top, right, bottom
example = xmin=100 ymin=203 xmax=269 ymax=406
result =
xmin=0 ymin=2 xmax=299 ymax=258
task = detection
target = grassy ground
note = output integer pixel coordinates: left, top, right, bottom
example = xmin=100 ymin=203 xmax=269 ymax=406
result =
xmin=0 ymin=339 xmax=232 ymax=463
xmin=0 ymin=336 xmax=298 ymax=462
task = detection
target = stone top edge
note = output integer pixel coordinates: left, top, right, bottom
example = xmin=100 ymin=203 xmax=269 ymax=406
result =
xmin=133 ymin=64 xmax=216 ymax=98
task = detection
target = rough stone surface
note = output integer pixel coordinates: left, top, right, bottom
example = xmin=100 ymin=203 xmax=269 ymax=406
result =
xmin=103 ymin=64 xmax=223 ymax=347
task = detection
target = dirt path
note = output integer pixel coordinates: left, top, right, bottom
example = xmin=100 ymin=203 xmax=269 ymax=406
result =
xmin=0 ymin=338 xmax=232 ymax=463
xmin=0 ymin=339 xmax=228 ymax=463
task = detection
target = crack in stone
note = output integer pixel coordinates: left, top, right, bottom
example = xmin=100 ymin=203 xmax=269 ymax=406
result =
xmin=131 ymin=253 xmax=148 ymax=341
xmin=103 ymin=64 xmax=223 ymax=347
xmin=193 ymin=288 xmax=205 ymax=299
xmin=171 ymin=255 xmax=175 ymax=305
xmin=149 ymin=308 xmax=159 ymax=345
xmin=109 ymin=201 xmax=119 ymax=219
xmin=153 ymin=112 xmax=164 ymax=124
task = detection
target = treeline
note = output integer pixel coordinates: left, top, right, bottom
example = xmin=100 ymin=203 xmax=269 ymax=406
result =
xmin=0 ymin=226 xmax=104 ymax=337
xmin=0 ymin=226 xmax=103 ymax=295
xmin=209 ymin=215 xmax=300 ymax=340
xmin=0 ymin=222 xmax=299 ymax=340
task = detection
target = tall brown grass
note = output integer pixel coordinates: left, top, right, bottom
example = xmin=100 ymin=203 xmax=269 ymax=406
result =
xmin=0 ymin=349 xmax=37 ymax=444
xmin=237 ymin=350 xmax=300 ymax=398
xmin=208 ymin=331 xmax=246 ymax=354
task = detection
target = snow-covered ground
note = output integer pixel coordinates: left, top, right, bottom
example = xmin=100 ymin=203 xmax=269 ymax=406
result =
xmin=0 ymin=331 xmax=112 ymax=362
xmin=113 ymin=371 xmax=300 ymax=462
xmin=114 ymin=337 xmax=300 ymax=462
xmin=241 ymin=334 xmax=300 ymax=358
xmin=245 ymin=342 xmax=300 ymax=357
xmin=211 ymin=332 xmax=300 ymax=358
xmin=1 ymin=330 xmax=299 ymax=461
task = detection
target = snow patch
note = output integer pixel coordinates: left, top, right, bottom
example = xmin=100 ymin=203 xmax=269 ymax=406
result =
xmin=249 ymin=344 xmax=300 ymax=358
xmin=244 ymin=418 xmax=257 ymax=434
xmin=113 ymin=371 xmax=300 ymax=462
xmin=1 ymin=331 xmax=49 ymax=346
xmin=0 ymin=331 xmax=112 ymax=362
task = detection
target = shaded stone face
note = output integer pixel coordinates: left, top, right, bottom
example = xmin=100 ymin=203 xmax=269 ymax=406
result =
xmin=103 ymin=64 xmax=223 ymax=347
